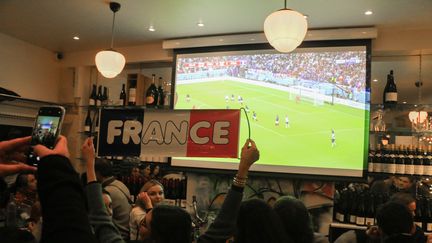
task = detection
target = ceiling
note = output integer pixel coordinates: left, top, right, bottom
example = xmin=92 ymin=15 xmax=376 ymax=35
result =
xmin=0 ymin=0 xmax=432 ymax=53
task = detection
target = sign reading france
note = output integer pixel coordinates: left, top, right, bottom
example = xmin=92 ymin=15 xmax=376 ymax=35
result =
xmin=97 ymin=108 xmax=240 ymax=158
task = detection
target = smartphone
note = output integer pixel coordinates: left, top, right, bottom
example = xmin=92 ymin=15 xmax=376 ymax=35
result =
xmin=30 ymin=105 xmax=65 ymax=148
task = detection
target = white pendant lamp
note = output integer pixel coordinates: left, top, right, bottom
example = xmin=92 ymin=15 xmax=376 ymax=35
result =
xmin=264 ymin=0 xmax=308 ymax=53
xmin=95 ymin=2 xmax=125 ymax=78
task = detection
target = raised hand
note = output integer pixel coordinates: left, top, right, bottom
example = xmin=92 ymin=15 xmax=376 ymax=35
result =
xmin=0 ymin=136 xmax=36 ymax=177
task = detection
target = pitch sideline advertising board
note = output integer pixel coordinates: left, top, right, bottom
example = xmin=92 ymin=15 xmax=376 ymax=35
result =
xmin=97 ymin=109 xmax=240 ymax=158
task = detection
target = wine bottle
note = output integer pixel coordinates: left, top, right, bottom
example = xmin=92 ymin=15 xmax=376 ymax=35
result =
xmin=373 ymin=144 xmax=382 ymax=173
xmin=365 ymin=192 xmax=375 ymax=226
xmin=94 ymin=111 xmax=100 ymax=133
xmin=119 ymin=84 xmax=126 ymax=106
xmin=383 ymin=70 xmax=397 ymax=106
xmin=158 ymin=77 xmax=165 ymax=107
xmin=387 ymin=144 xmax=396 ymax=174
xmin=89 ymin=84 xmax=97 ymax=106
xmin=355 ymin=193 xmax=366 ymax=226
xmin=102 ymin=86 xmax=109 ymax=105
xmin=425 ymin=145 xmax=432 ymax=176
xmin=381 ymin=145 xmax=389 ymax=173
xmin=335 ymin=189 xmax=347 ymax=223
xmin=348 ymin=190 xmax=358 ymax=224
xmin=414 ymin=145 xmax=424 ymax=176
xmin=415 ymin=196 xmax=424 ymax=229
xmin=395 ymin=145 xmax=406 ymax=175
xmin=425 ymin=198 xmax=432 ymax=232
xmin=146 ymin=74 xmax=158 ymax=108
xmin=406 ymin=145 xmax=415 ymax=175
xmin=96 ymin=85 xmax=103 ymax=106
xmin=84 ymin=110 xmax=92 ymax=135
xmin=128 ymin=79 xmax=137 ymax=106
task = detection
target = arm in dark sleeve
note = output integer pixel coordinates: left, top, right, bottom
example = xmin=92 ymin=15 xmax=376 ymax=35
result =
xmin=37 ymin=155 xmax=96 ymax=243
xmin=86 ymin=182 xmax=125 ymax=243
xmin=198 ymin=185 xmax=244 ymax=243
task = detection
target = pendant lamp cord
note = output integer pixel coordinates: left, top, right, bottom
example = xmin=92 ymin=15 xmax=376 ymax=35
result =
xmin=418 ymin=54 xmax=422 ymax=104
xmin=284 ymin=0 xmax=287 ymax=9
xmin=110 ymin=11 xmax=116 ymax=49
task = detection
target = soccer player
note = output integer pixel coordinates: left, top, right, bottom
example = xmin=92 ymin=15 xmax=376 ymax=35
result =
xmin=225 ymin=95 xmax=229 ymax=102
xmin=252 ymin=111 xmax=257 ymax=121
xmin=186 ymin=94 xmax=190 ymax=102
xmin=245 ymin=105 xmax=250 ymax=113
xmin=275 ymin=115 xmax=279 ymax=126
xmin=231 ymin=94 xmax=235 ymax=101
xmin=331 ymin=129 xmax=336 ymax=147
xmin=238 ymin=95 xmax=243 ymax=106
xmin=285 ymin=115 xmax=290 ymax=128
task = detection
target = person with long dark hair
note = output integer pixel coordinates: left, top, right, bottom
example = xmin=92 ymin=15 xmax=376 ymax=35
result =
xmin=273 ymin=196 xmax=315 ymax=243
xmin=235 ymin=198 xmax=291 ymax=243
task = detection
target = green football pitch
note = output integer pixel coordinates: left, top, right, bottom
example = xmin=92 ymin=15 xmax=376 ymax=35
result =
xmin=175 ymin=79 xmax=369 ymax=170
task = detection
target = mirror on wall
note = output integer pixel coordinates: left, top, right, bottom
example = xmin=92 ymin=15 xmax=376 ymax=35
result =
xmin=371 ymin=53 xmax=432 ymax=104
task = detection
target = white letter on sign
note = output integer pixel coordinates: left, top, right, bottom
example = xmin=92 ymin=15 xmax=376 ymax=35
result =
xmin=142 ymin=121 xmax=164 ymax=145
xmin=123 ymin=120 xmax=142 ymax=144
xmin=107 ymin=120 xmax=123 ymax=144
xmin=190 ymin=121 xmax=210 ymax=144
xmin=213 ymin=121 xmax=230 ymax=144
xmin=165 ymin=120 xmax=188 ymax=145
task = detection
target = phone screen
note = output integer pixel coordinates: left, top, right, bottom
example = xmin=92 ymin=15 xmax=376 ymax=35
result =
xmin=31 ymin=106 xmax=65 ymax=149
xmin=31 ymin=116 xmax=61 ymax=148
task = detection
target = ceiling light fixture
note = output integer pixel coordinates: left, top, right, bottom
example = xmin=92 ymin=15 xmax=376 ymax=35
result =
xmin=95 ymin=2 xmax=126 ymax=78
xmin=149 ymin=26 xmax=156 ymax=32
xmin=197 ymin=22 xmax=204 ymax=27
xmin=73 ymin=36 xmax=80 ymax=40
xmin=364 ymin=10 xmax=373 ymax=15
xmin=264 ymin=0 xmax=308 ymax=53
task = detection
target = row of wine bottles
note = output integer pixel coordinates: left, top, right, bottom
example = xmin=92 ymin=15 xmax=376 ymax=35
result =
xmin=334 ymin=188 xmax=432 ymax=232
xmin=89 ymin=85 xmax=109 ymax=106
xmin=121 ymin=74 xmax=170 ymax=107
xmin=368 ymin=144 xmax=432 ymax=176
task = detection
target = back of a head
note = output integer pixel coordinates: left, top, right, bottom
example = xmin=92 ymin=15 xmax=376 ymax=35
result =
xmin=273 ymin=196 xmax=314 ymax=243
xmin=236 ymin=198 xmax=291 ymax=243
xmin=94 ymin=158 xmax=113 ymax=177
xmin=389 ymin=192 xmax=415 ymax=206
xmin=151 ymin=205 xmax=192 ymax=243
xmin=376 ymin=201 xmax=414 ymax=240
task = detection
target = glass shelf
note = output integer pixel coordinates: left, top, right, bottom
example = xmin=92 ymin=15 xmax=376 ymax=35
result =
xmin=370 ymin=130 xmax=432 ymax=136
xmin=371 ymin=103 xmax=432 ymax=111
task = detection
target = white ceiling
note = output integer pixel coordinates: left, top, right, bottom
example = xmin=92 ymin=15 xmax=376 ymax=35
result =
xmin=0 ymin=0 xmax=432 ymax=53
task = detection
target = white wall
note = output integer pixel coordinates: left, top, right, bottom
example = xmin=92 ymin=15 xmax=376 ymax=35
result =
xmin=0 ymin=33 xmax=61 ymax=102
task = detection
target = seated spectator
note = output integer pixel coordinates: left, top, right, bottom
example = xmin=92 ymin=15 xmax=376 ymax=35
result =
xmin=130 ymin=180 xmax=165 ymax=241
xmin=235 ymin=198 xmax=292 ymax=243
xmin=274 ymin=195 xmax=328 ymax=243
xmin=95 ymin=158 xmax=132 ymax=240
xmin=14 ymin=172 xmax=38 ymax=206
xmin=376 ymin=201 xmax=415 ymax=243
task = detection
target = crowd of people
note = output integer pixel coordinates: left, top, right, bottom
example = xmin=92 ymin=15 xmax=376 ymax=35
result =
xmin=0 ymin=135 xmax=430 ymax=243
xmin=176 ymin=52 xmax=366 ymax=96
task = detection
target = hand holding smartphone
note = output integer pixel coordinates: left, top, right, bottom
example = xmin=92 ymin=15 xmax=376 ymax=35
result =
xmin=28 ymin=106 xmax=65 ymax=165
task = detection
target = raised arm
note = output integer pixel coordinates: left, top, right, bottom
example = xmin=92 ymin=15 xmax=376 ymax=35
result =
xmin=198 ymin=139 xmax=259 ymax=243
xmin=33 ymin=136 xmax=97 ymax=243
xmin=82 ymin=137 xmax=125 ymax=243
